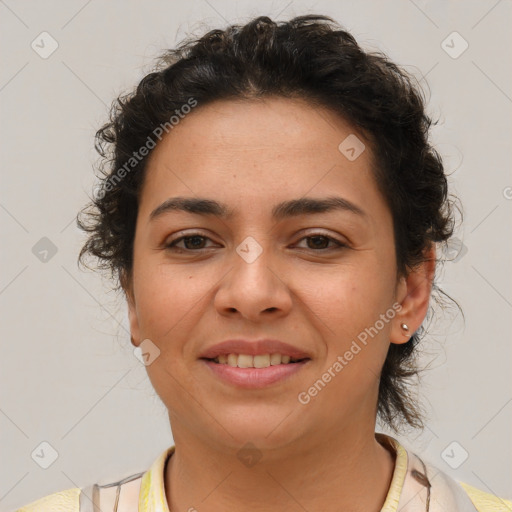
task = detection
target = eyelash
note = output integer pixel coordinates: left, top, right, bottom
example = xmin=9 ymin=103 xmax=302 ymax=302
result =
xmin=164 ymin=231 xmax=348 ymax=253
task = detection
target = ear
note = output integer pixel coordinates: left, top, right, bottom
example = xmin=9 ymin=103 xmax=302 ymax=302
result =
xmin=390 ymin=243 xmax=436 ymax=345
xmin=121 ymin=270 xmax=141 ymax=348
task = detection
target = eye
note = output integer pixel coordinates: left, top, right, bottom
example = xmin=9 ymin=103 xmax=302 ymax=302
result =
xmin=164 ymin=231 xmax=348 ymax=253
xmin=294 ymin=233 xmax=347 ymax=251
xmin=165 ymin=232 xmax=218 ymax=252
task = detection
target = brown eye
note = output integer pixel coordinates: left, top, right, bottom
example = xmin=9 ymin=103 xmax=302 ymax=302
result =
xmin=182 ymin=235 xmax=208 ymax=250
xmin=165 ymin=233 xmax=217 ymax=252
xmin=295 ymin=234 xmax=347 ymax=251
xmin=306 ymin=235 xmax=330 ymax=249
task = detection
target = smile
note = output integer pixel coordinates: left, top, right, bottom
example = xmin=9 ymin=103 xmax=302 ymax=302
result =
xmin=201 ymin=356 xmax=311 ymax=388
xmin=206 ymin=353 xmax=308 ymax=367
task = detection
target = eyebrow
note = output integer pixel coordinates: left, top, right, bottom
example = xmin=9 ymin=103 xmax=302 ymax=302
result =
xmin=149 ymin=196 xmax=368 ymax=222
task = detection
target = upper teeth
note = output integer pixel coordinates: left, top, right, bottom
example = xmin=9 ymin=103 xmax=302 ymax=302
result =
xmin=214 ymin=353 xmax=298 ymax=368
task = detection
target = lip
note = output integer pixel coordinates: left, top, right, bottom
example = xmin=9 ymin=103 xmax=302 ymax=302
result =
xmin=199 ymin=339 xmax=311 ymax=360
xmin=202 ymin=359 xmax=310 ymax=388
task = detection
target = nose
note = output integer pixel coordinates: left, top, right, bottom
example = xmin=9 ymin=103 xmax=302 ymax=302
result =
xmin=213 ymin=242 xmax=293 ymax=322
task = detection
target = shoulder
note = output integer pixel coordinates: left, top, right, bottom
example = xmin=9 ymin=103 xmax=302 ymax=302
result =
xmin=13 ymin=476 xmax=142 ymax=512
xmin=458 ymin=481 xmax=512 ymax=512
xmin=381 ymin=434 xmax=511 ymax=512
xmin=12 ymin=446 xmax=172 ymax=512
xmin=420 ymin=455 xmax=512 ymax=512
xmin=14 ymin=487 xmax=81 ymax=512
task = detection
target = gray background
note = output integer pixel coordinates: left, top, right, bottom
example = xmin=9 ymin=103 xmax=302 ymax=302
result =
xmin=1 ymin=0 xmax=511 ymax=509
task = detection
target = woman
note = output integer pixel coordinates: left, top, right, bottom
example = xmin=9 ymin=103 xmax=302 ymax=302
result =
xmin=16 ymin=14 xmax=511 ymax=512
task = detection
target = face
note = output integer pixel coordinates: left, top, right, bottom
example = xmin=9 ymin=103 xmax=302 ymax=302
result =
xmin=125 ymin=96 xmax=432 ymax=451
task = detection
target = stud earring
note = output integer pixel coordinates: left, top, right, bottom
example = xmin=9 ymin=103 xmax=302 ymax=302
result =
xmin=401 ymin=323 xmax=410 ymax=336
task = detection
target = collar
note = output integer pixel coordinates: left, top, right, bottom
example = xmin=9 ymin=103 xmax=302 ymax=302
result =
xmin=138 ymin=434 xmax=409 ymax=512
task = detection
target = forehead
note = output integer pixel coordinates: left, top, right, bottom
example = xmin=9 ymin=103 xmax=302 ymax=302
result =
xmin=138 ymin=97 xmax=388 ymax=226
xmin=149 ymin=96 xmax=365 ymax=159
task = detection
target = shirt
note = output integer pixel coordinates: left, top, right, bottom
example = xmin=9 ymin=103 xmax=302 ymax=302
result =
xmin=15 ymin=433 xmax=512 ymax=512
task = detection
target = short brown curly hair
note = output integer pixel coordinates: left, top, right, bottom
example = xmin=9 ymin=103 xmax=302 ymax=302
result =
xmin=77 ymin=14 xmax=460 ymax=434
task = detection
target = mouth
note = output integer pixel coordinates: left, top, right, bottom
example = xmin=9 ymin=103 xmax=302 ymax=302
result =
xmin=201 ymin=354 xmax=311 ymax=367
xmin=201 ymin=355 xmax=311 ymax=388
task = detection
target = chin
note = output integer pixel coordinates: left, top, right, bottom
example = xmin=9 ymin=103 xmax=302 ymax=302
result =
xmin=220 ymin=413 xmax=305 ymax=449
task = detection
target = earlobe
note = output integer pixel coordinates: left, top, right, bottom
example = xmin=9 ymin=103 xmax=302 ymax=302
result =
xmin=398 ymin=322 xmax=412 ymax=342
xmin=390 ymin=315 xmax=414 ymax=345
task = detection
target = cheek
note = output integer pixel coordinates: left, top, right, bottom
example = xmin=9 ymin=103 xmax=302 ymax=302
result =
xmin=133 ymin=261 xmax=217 ymax=343
xmin=134 ymin=266 xmax=206 ymax=399
xmin=307 ymin=261 xmax=394 ymax=356
xmin=306 ymin=261 xmax=383 ymax=318
xmin=309 ymin=272 xmax=392 ymax=407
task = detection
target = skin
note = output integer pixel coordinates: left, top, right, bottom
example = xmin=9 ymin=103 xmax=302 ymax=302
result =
xmin=124 ymin=96 xmax=436 ymax=511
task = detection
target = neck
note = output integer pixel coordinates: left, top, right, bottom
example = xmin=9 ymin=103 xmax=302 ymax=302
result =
xmin=164 ymin=422 xmax=396 ymax=512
